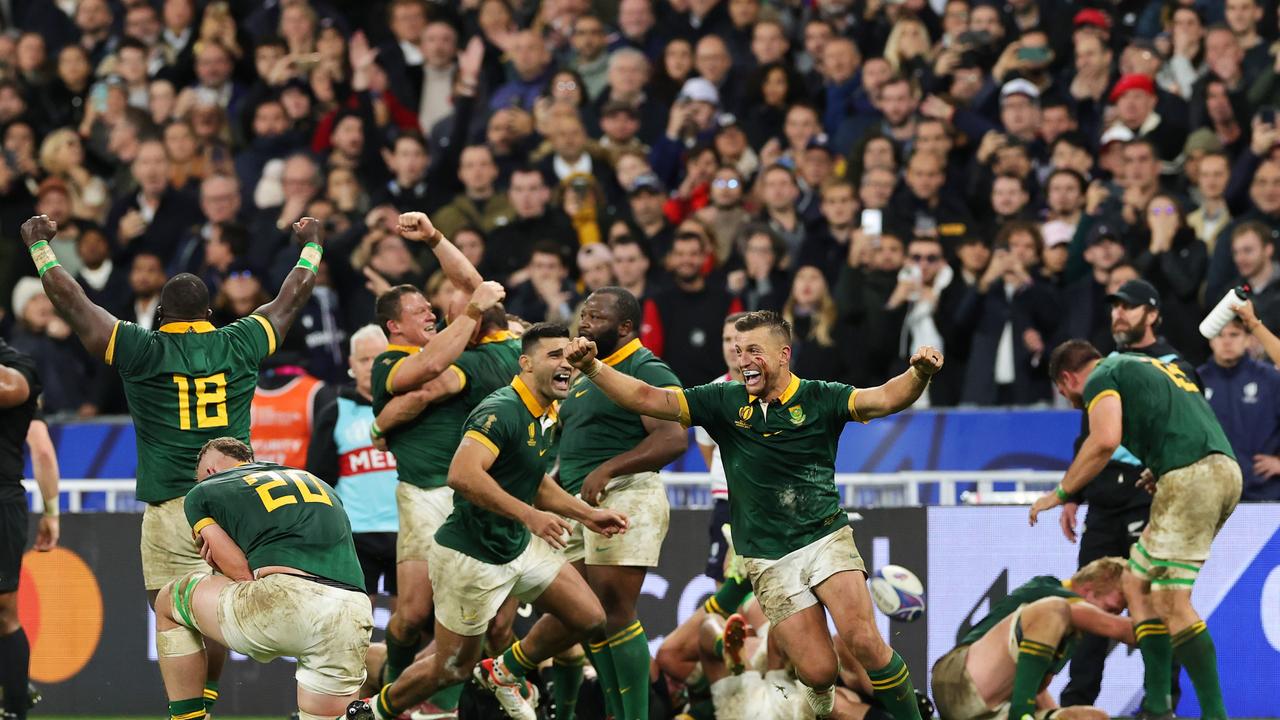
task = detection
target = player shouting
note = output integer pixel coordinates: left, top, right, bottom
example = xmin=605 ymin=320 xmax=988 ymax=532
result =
xmin=563 ymin=310 xmax=941 ymax=720
xmin=1031 ymin=341 xmax=1241 ymax=720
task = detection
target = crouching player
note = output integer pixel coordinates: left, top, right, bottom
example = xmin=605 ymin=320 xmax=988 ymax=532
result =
xmin=154 ymin=438 xmax=374 ymax=720
xmin=931 ymin=558 xmax=1135 ymax=720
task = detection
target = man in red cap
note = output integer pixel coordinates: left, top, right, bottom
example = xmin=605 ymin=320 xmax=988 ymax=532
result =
xmin=1107 ymin=73 xmax=1184 ymax=163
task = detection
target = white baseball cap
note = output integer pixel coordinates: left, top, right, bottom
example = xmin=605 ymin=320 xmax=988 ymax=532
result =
xmin=1000 ymin=78 xmax=1040 ymax=103
xmin=678 ymin=77 xmax=720 ymax=107
xmin=1041 ymin=220 xmax=1075 ymax=249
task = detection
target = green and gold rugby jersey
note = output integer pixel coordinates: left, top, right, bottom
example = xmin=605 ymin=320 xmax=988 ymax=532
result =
xmin=558 ymin=339 xmax=681 ymax=494
xmin=678 ymin=374 xmax=863 ymax=560
xmin=435 ymin=376 xmax=558 ymax=564
xmin=1082 ymin=354 xmax=1235 ymax=477
xmin=184 ymin=461 xmax=364 ymax=589
xmin=106 ymin=316 xmax=277 ymax=503
xmin=372 ymin=333 xmax=521 ymax=489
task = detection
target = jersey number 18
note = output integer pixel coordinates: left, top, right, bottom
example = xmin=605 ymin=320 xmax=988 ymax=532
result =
xmin=173 ymin=373 xmax=229 ymax=430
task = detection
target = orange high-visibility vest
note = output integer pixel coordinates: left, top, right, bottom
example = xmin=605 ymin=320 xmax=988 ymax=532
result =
xmin=250 ymin=373 xmax=324 ymax=468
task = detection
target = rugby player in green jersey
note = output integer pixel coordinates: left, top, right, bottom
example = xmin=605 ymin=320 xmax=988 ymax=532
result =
xmin=365 ymin=211 xmax=513 ymax=697
xmin=350 ymin=323 xmax=628 ymax=720
xmin=1031 ymin=341 xmax=1242 ymax=720
xmin=154 ymin=437 xmax=372 ymax=720
xmin=19 ymin=214 xmax=325 ymax=712
xmin=931 ymin=558 xmax=1136 ymax=720
xmin=551 ymin=286 xmax=687 ymax=720
xmin=564 ymin=310 xmax=943 ymax=720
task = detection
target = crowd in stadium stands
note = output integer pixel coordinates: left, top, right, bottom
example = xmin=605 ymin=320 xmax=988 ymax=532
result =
xmin=2 ymin=0 xmax=1280 ymax=417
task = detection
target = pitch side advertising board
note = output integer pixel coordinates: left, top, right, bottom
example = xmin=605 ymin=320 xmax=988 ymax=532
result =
xmin=19 ymin=506 xmax=1280 ymax=716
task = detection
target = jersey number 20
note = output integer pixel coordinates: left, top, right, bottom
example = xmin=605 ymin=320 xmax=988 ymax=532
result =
xmin=173 ymin=373 xmax=229 ymax=430
xmin=244 ymin=469 xmax=333 ymax=512
xmin=1140 ymin=358 xmax=1198 ymax=393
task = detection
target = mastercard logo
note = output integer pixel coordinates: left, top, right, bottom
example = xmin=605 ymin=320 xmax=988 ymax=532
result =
xmin=17 ymin=547 xmax=104 ymax=683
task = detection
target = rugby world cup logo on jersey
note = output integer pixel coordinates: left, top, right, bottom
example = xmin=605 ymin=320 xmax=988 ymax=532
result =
xmin=736 ymin=405 xmax=753 ymax=428
xmin=527 ymin=422 xmax=537 ymax=445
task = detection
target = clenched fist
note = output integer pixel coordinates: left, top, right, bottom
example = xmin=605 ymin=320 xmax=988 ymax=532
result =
xmin=565 ymin=337 xmax=599 ymax=371
xmin=292 ymin=216 xmax=324 ymax=247
xmin=397 ymin=212 xmax=438 ymax=243
xmin=20 ymin=215 xmax=56 ymax=248
xmin=909 ymin=346 xmax=944 ymax=376
xmin=469 ymin=280 xmax=506 ymax=312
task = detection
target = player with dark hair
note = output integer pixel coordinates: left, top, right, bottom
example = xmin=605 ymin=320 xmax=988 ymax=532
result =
xmin=1031 ymin=340 xmax=1241 ymax=720
xmin=537 ymin=285 xmax=687 ymax=720
xmin=349 ymin=323 xmax=629 ymax=720
xmin=363 ymin=212 xmax=520 ymax=713
xmin=18 ymin=213 xmax=328 ymax=716
xmin=154 ymin=437 xmax=372 ymax=720
xmin=562 ymin=310 xmax=942 ymax=720
xmin=932 ymin=558 xmax=1135 ymax=720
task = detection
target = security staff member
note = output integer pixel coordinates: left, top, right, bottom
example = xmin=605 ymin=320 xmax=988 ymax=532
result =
xmin=1060 ymin=279 xmax=1192 ymax=707
xmin=0 ymin=339 xmax=59 ymax=720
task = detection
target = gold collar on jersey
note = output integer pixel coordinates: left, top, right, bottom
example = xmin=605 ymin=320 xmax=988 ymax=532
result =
xmin=511 ymin=375 xmax=548 ymax=417
xmin=748 ymin=373 xmax=801 ymax=405
xmin=159 ymin=321 xmax=216 ymax=334
xmin=601 ymin=338 xmax=643 ymax=366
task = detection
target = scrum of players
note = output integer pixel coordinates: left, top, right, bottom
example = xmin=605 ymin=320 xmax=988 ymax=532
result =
xmin=17 ymin=208 xmax=1240 ymax=720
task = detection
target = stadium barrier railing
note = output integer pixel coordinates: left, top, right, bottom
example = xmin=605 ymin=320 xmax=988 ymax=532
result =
xmin=23 ymin=471 xmax=1062 ymax=512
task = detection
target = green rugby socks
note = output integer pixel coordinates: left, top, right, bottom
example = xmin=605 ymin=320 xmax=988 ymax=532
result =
xmin=551 ymin=655 xmax=586 ymax=720
xmin=1135 ymin=619 xmax=1172 ymax=714
xmin=168 ymin=697 xmax=206 ymax=720
xmin=609 ymin=620 xmax=651 ymax=719
xmin=1010 ymin=639 xmax=1055 ymax=719
xmin=867 ymin=652 xmax=922 ymax=720
xmin=201 ymin=681 xmax=218 ymax=713
xmin=382 ymin=630 xmax=417 ymax=684
xmin=427 ymin=683 xmax=462 ymax=711
xmin=586 ymin=638 xmax=625 ymax=720
xmin=703 ymin=577 xmax=751 ymax=618
xmin=1172 ymin=621 xmax=1226 ymax=720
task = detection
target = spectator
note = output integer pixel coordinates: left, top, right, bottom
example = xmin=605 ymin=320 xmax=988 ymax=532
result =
xmin=1188 ymin=151 xmax=1232 ymax=251
xmin=125 ymin=252 xmax=167 ymax=329
xmin=505 ymin=241 xmax=580 ymax=323
xmin=625 ymin=171 xmax=674 ymax=263
xmin=599 ymin=100 xmax=646 ymax=160
xmin=569 ymin=15 xmax=610 ymax=101
xmin=728 ymin=224 xmax=786 ymax=312
xmin=798 ymin=178 xmax=858 ymax=284
xmin=169 ymin=174 xmax=243 ymax=277
xmin=8 ymin=278 xmax=88 ymax=415
xmin=834 ymin=231 xmax=906 ymax=386
xmin=963 ymin=222 xmax=1059 ymax=405
xmin=610 ymin=234 xmax=653 ymax=302
xmin=248 ymin=152 xmax=320 ymax=271
xmin=642 ymin=229 xmax=743 ymax=384
xmin=376 ymin=0 xmax=430 ymax=110
xmin=756 ymin=163 xmax=806 ymax=261
xmin=693 ymin=35 xmax=737 ymax=115
xmin=662 ymin=142 xmax=717 ymax=226
xmin=32 ymin=180 xmax=79 ymax=277
xmin=104 ymin=138 xmax=203 ymax=263
xmin=491 ymin=30 xmax=553 ymax=112
xmin=1226 ymin=222 xmax=1280 ymax=331
xmin=695 ymin=166 xmax=750 ymax=265
xmin=74 ymin=224 xmax=130 ymax=317
xmin=1200 ymin=317 xmax=1280 ymax=500
xmin=593 ymin=48 xmax=663 ymax=143
xmin=1208 ymin=160 xmax=1280 ymax=302
xmin=38 ymin=129 xmax=109 ymax=223
xmin=416 ymin=21 xmax=460 ymax=135
xmin=783 ymin=265 xmax=850 ymax=382
xmin=488 ymin=166 xmax=578 ymax=282
xmin=432 ymin=145 xmax=516 ymax=239
xmin=743 ymin=62 xmax=803 ymax=151
xmin=1045 ymin=169 xmax=1086 ymax=230
xmin=1134 ymin=194 xmax=1209 ymax=363
xmin=887 ymin=150 xmax=974 ymax=243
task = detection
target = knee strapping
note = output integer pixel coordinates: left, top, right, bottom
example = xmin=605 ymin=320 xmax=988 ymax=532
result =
xmin=801 ymin=682 xmax=836 ymax=716
xmin=1131 ymin=541 xmax=1201 ymax=589
xmin=157 ymin=625 xmax=205 ymax=657
xmin=169 ymin=571 xmax=210 ymax=632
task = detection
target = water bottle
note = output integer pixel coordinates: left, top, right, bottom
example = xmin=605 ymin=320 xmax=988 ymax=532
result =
xmin=1199 ymin=286 xmax=1251 ymax=339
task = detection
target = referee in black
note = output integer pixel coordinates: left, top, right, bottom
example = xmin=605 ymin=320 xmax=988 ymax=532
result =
xmin=1059 ymin=280 xmax=1192 ymax=712
xmin=0 ymin=338 xmax=59 ymax=720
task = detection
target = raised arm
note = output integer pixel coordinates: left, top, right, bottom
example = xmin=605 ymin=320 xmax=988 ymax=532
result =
xmin=849 ymin=346 xmax=944 ymax=421
xmin=196 ymin=523 xmax=253 ymax=582
xmin=564 ymin=338 xmax=685 ymax=422
xmin=252 ymin=217 xmax=325 ymax=339
xmin=386 ymin=281 xmax=505 ymax=393
xmin=398 ymin=211 xmax=483 ymax=293
xmin=1238 ymin=300 xmax=1280 ymax=367
xmin=448 ymin=435 xmax=573 ymax=548
xmin=20 ymin=215 xmax=118 ymax=360
xmin=26 ymin=419 xmax=60 ymax=551
xmin=375 ymin=371 xmax=463 ymax=436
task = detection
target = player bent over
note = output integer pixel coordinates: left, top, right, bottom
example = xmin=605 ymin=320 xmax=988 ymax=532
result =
xmin=1031 ymin=341 xmax=1241 ymax=720
xmin=932 ymin=558 xmax=1135 ymax=720
xmin=565 ymin=310 xmax=940 ymax=720
xmin=154 ymin=438 xmax=373 ymax=720
xmin=349 ymin=324 xmax=628 ymax=720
